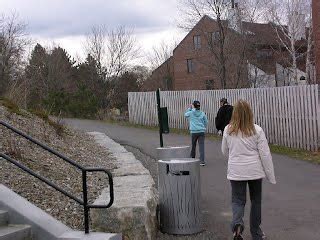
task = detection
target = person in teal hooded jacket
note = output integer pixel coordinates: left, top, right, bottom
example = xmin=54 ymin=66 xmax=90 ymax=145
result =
xmin=185 ymin=100 xmax=208 ymax=166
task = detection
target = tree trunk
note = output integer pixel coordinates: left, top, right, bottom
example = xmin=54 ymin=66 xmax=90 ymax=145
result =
xmin=291 ymin=38 xmax=298 ymax=85
xmin=306 ymin=23 xmax=314 ymax=84
xmin=217 ymin=16 xmax=227 ymax=89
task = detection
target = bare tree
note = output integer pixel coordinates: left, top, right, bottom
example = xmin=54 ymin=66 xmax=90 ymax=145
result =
xmin=107 ymin=26 xmax=141 ymax=78
xmin=0 ymin=12 xmax=29 ymax=96
xmin=84 ymin=25 xmax=106 ymax=77
xmin=178 ymin=0 xmax=230 ymax=30
xmin=248 ymin=63 xmax=277 ymax=88
xmin=305 ymin=1 xmax=315 ymax=84
xmin=145 ymin=40 xmax=177 ymax=90
xmin=237 ymin=0 xmax=267 ymax=23
xmin=148 ymin=40 xmax=177 ymax=70
xmin=85 ymin=25 xmax=140 ymax=80
xmin=264 ymin=0 xmax=311 ymax=85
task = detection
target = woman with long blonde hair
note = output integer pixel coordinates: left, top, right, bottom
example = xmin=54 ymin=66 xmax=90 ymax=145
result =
xmin=222 ymin=100 xmax=276 ymax=240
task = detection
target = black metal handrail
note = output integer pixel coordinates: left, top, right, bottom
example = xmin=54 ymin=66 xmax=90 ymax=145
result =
xmin=0 ymin=120 xmax=114 ymax=234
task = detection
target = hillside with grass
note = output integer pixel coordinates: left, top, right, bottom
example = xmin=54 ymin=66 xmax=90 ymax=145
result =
xmin=0 ymin=99 xmax=116 ymax=230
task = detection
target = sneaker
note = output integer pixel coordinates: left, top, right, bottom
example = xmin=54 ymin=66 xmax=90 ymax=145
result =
xmin=233 ymin=224 xmax=244 ymax=240
xmin=200 ymin=162 xmax=206 ymax=166
xmin=233 ymin=235 xmax=243 ymax=240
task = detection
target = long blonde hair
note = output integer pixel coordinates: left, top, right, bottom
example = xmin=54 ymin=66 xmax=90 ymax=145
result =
xmin=228 ymin=100 xmax=256 ymax=137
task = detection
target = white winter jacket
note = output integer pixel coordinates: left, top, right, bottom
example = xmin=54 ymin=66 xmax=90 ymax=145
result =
xmin=221 ymin=124 xmax=276 ymax=184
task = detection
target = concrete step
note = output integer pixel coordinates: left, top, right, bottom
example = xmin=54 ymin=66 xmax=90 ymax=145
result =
xmin=59 ymin=231 xmax=122 ymax=240
xmin=0 ymin=224 xmax=32 ymax=240
xmin=0 ymin=211 xmax=8 ymax=227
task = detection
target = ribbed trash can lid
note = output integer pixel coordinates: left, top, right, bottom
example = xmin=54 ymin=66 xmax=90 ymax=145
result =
xmin=158 ymin=158 xmax=199 ymax=164
xmin=156 ymin=146 xmax=189 ymax=150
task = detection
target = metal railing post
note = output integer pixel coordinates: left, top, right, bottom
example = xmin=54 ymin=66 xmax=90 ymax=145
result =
xmin=82 ymin=170 xmax=89 ymax=234
xmin=0 ymin=121 xmax=114 ymax=235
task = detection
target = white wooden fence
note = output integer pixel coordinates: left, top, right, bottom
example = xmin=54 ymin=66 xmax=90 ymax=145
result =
xmin=128 ymin=85 xmax=320 ymax=151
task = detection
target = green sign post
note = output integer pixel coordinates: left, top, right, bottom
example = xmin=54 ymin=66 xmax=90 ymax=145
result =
xmin=156 ymin=89 xmax=169 ymax=147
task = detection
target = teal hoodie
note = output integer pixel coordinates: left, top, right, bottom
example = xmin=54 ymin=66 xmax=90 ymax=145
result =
xmin=185 ymin=108 xmax=208 ymax=133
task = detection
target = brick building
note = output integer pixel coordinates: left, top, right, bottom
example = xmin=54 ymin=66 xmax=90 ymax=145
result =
xmin=313 ymin=0 xmax=320 ymax=82
xmin=142 ymin=57 xmax=174 ymax=91
xmin=150 ymin=8 xmax=309 ymax=90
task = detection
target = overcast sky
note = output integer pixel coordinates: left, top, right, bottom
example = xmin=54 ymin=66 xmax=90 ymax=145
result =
xmin=0 ymin=0 xmax=186 ymax=62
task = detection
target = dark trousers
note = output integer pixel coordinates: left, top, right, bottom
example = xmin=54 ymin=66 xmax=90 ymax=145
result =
xmin=190 ymin=132 xmax=205 ymax=163
xmin=230 ymin=179 xmax=264 ymax=240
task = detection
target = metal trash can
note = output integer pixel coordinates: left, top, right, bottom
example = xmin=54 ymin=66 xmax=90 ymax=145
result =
xmin=158 ymin=158 xmax=202 ymax=235
xmin=156 ymin=146 xmax=190 ymax=161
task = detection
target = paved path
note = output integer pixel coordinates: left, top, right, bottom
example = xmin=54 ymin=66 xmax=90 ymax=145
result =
xmin=66 ymin=119 xmax=320 ymax=240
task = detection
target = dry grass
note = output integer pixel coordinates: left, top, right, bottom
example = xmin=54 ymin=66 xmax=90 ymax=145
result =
xmin=30 ymin=109 xmax=65 ymax=136
xmin=270 ymin=145 xmax=320 ymax=164
xmin=0 ymin=98 xmax=25 ymax=116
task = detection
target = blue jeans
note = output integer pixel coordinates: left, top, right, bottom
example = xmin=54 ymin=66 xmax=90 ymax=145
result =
xmin=190 ymin=132 xmax=205 ymax=163
xmin=230 ymin=179 xmax=264 ymax=240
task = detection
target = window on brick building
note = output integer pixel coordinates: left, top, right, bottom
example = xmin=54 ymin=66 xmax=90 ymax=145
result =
xmin=193 ymin=35 xmax=201 ymax=49
xmin=212 ymin=31 xmax=221 ymax=42
xmin=295 ymin=51 xmax=304 ymax=59
xmin=256 ymin=49 xmax=273 ymax=59
xmin=187 ymin=59 xmax=194 ymax=73
xmin=205 ymin=80 xmax=214 ymax=89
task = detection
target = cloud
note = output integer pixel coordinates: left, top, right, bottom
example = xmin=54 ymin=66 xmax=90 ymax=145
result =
xmin=2 ymin=0 xmax=187 ymax=65
xmin=31 ymin=26 xmax=186 ymax=64
xmin=0 ymin=0 xmax=179 ymax=37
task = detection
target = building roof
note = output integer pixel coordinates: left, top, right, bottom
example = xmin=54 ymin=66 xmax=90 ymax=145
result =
xmin=242 ymin=21 xmax=280 ymax=46
xmin=173 ymin=14 xmax=308 ymax=55
xmin=160 ymin=15 xmax=308 ymax=77
xmin=242 ymin=21 xmax=308 ymax=47
xmin=151 ymin=56 xmax=173 ymax=75
xmin=173 ymin=15 xmax=213 ymax=53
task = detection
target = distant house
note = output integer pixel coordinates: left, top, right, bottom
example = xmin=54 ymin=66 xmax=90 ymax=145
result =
xmin=313 ymin=0 xmax=320 ymax=82
xmin=150 ymin=6 xmax=310 ymax=90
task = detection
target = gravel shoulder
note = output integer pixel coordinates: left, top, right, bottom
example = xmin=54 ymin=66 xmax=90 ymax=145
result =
xmin=0 ymin=106 xmax=116 ymax=230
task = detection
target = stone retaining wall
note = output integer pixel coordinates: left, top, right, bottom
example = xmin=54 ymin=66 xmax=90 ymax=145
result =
xmin=88 ymin=132 xmax=158 ymax=240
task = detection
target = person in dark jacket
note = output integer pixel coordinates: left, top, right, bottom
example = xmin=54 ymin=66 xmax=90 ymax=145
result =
xmin=215 ymin=98 xmax=233 ymax=134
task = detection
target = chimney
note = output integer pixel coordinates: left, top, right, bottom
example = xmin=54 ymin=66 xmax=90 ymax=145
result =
xmin=228 ymin=0 xmax=241 ymax=33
